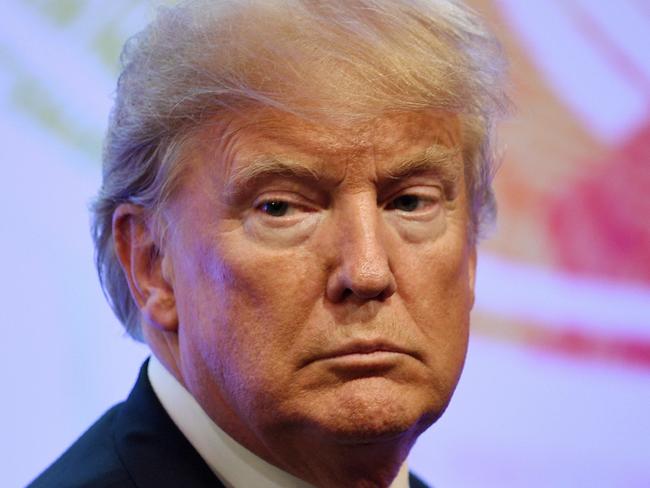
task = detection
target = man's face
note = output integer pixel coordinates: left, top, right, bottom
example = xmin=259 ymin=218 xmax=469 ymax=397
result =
xmin=162 ymin=109 xmax=476 ymax=453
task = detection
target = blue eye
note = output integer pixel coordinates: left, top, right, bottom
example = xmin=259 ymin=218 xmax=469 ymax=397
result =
xmin=259 ymin=200 xmax=290 ymax=217
xmin=390 ymin=195 xmax=420 ymax=212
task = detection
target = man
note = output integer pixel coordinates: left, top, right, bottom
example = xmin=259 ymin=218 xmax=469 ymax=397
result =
xmin=30 ymin=0 xmax=507 ymax=486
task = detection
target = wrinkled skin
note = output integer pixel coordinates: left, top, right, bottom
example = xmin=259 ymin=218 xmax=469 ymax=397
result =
xmin=114 ymin=110 xmax=476 ymax=487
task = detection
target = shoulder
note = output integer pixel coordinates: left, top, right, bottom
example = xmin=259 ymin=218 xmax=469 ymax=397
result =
xmin=409 ymin=471 xmax=432 ymax=488
xmin=26 ymin=361 xmax=222 ymax=488
xmin=27 ymin=403 xmax=135 ymax=488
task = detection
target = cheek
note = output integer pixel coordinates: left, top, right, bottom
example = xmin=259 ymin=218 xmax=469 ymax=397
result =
xmin=219 ymin=238 xmax=323 ymax=326
xmin=399 ymin=233 xmax=473 ymax=310
xmin=178 ymin=234 xmax=325 ymax=385
xmin=396 ymin=236 xmax=473 ymax=381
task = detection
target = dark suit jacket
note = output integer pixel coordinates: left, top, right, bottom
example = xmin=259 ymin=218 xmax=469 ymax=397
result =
xmin=28 ymin=361 xmax=430 ymax=488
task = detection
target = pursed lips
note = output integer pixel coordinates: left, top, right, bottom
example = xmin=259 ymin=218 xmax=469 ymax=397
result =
xmin=302 ymin=340 xmax=420 ymax=367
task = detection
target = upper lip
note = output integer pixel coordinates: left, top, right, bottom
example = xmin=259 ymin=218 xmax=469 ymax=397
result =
xmin=303 ymin=340 xmax=418 ymax=366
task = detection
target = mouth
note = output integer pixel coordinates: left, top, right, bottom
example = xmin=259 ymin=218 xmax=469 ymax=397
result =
xmin=303 ymin=340 xmax=419 ymax=368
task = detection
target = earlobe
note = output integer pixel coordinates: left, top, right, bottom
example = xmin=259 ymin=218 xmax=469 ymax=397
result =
xmin=112 ymin=204 xmax=179 ymax=332
xmin=141 ymin=284 xmax=179 ymax=332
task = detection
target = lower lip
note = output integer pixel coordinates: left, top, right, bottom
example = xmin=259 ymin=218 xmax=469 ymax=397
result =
xmin=322 ymin=351 xmax=406 ymax=368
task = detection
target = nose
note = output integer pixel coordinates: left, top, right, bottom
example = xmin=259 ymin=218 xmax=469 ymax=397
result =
xmin=326 ymin=198 xmax=397 ymax=303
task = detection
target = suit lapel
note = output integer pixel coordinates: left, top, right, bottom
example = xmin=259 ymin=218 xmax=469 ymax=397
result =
xmin=409 ymin=471 xmax=432 ymax=488
xmin=113 ymin=361 xmax=226 ymax=488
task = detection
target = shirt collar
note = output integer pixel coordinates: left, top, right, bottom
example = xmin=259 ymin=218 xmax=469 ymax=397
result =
xmin=147 ymin=355 xmax=409 ymax=488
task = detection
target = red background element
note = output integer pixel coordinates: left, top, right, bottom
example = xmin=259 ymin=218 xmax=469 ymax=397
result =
xmin=548 ymin=120 xmax=650 ymax=285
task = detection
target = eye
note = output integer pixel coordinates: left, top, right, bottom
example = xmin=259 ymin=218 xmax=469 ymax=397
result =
xmin=387 ymin=194 xmax=437 ymax=212
xmin=258 ymin=200 xmax=291 ymax=217
xmin=383 ymin=187 xmax=442 ymax=219
xmin=388 ymin=194 xmax=421 ymax=212
xmin=249 ymin=195 xmax=319 ymax=242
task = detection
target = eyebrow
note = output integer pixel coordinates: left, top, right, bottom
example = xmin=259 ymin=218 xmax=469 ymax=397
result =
xmin=223 ymin=145 xmax=462 ymax=202
xmin=383 ymin=145 xmax=462 ymax=197
xmin=384 ymin=145 xmax=461 ymax=180
xmin=223 ymin=156 xmax=325 ymax=202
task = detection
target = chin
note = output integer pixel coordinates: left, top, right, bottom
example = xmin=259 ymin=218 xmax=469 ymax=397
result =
xmin=305 ymin=377 xmax=446 ymax=444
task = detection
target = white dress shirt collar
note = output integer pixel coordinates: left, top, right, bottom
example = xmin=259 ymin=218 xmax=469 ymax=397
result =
xmin=147 ymin=356 xmax=410 ymax=488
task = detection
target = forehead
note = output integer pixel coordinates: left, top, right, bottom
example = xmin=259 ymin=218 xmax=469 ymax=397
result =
xmin=192 ymin=109 xmax=463 ymax=185
xmin=250 ymin=109 xmax=454 ymax=150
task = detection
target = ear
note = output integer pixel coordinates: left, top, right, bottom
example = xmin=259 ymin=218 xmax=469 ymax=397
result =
xmin=112 ymin=204 xmax=178 ymax=332
xmin=468 ymin=245 xmax=477 ymax=309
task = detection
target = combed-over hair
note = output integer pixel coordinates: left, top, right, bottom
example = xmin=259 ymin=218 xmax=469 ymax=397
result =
xmin=92 ymin=0 xmax=508 ymax=340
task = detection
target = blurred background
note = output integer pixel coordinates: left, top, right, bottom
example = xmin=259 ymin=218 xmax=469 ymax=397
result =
xmin=1 ymin=0 xmax=648 ymax=486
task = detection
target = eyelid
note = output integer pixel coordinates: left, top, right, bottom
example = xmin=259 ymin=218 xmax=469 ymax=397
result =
xmin=253 ymin=192 xmax=318 ymax=215
xmin=381 ymin=184 xmax=443 ymax=207
xmin=227 ymin=172 xmax=327 ymax=208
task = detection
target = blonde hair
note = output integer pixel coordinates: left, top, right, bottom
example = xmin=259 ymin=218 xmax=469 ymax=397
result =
xmin=92 ymin=0 xmax=508 ymax=340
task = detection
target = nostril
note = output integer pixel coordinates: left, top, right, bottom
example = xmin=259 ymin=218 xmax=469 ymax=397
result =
xmin=326 ymin=267 xmax=396 ymax=303
xmin=340 ymin=288 xmax=353 ymax=301
xmin=355 ymin=285 xmax=385 ymax=300
xmin=338 ymin=286 xmax=393 ymax=303
xmin=345 ymin=268 xmax=397 ymax=301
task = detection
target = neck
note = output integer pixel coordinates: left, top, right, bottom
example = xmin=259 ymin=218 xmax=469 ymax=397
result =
xmin=258 ymin=424 xmax=419 ymax=488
